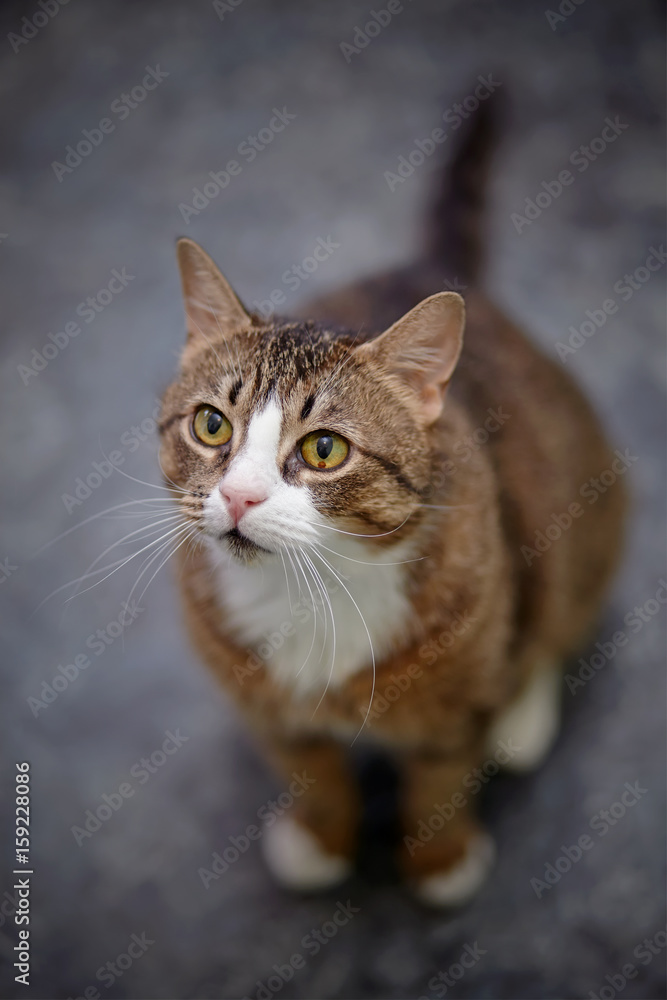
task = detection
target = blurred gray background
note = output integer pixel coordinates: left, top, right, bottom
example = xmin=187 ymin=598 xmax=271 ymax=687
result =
xmin=0 ymin=1 xmax=665 ymax=998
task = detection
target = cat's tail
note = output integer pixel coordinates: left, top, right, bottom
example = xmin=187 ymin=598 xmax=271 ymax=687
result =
xmin=425 ymin=83 xmax=504 ymax=287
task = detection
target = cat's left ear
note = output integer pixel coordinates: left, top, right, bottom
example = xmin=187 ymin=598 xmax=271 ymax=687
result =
xmin=355 ymin=292 xmax=465 ymax=424
xmin=176 ymin=237 xmax=251 ymax=351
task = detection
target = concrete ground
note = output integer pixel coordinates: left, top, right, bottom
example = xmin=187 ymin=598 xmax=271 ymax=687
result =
xmin=0 ymin=1 xmax=664 ymax=997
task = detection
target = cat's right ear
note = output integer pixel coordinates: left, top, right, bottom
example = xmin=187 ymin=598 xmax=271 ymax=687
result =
xmin=355 ymin=292 xmax=465 ymax=425
xmin=176 ymin=238 xmax=251 ymax=355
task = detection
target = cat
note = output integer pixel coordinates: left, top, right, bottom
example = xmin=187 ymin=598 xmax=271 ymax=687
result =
xmin=158 ymin=96 xmax=626 ymax=906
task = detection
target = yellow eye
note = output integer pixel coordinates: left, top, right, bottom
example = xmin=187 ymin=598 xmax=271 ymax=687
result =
xmin=300 ymin=431 xmax=349 ymax=470
xmin=192 ymin=405 xmax=232 ymax=446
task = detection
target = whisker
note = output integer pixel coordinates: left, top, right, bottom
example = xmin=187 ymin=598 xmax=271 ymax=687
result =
xmin=33 ymin=498 xmax=185 ymax=555
xmin=308 ymin=547 xmax=376 ymax=745
xmin=312 ymin=539 xmax=424 ymax=568
xmin=184 ymin=527 xmax=204 ymax=566
xmin=33 ymin=515 xmax=186 ymax=613
xmin=107 ymin=507 xmax=185 ymax=519
xmin=301 ymin=550 xmax=338 ymax=717
xmin=279 ymin=550 xmax=292 ymax=613
xmin=289 ymin=547 xmax=320 ymax=679
xmin=299 ymin=547 xmax=336 ymax=680
xmin=305 ymin=512 xmax=415 ymax=540
xmin=99 ymin=451 xmax=194 ymax=495
xmin=67 ymin=514 xmax=186 ymax=601
xmin=283 ymin=546 xmax=305 ymax=605
xmin=291 ymin=547 xmax=325 ymax=677
xmin=32 ymin=555 xmax=130 ymax=617
xmin=157 ymin=449 xmax=191 ymax=495
xmin=63 ymin=521 xmax=188 ymax=605
xmin=124 ymin=522 xmax=193 ymax=612
xmin=120 ymin=524 xmax=196 ymax=654
xmin=134 ymin=523 xmax=199 ymax=608
xmin=417 ymin=503 xmax=473 ymax=511
xmin=299 ymin=549 xmax=330 ymax=668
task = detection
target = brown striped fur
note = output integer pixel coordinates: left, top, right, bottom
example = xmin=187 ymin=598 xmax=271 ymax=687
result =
xmin=158 ymin=100 xmax=626 ymax=893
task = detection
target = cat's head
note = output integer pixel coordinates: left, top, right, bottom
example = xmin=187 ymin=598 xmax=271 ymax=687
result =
xmin=159 ymin=239 xmax=464 ymax=564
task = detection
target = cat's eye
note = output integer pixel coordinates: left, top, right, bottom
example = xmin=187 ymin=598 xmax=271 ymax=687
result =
xmin=300 ymin=431 xmax=349 ymax=470
xmin=192 ymin=405 xmax=232 ymax=446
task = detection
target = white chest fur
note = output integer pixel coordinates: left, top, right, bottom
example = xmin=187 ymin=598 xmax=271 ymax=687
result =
xmin=212 ymin=537 xmax=414 ymax=697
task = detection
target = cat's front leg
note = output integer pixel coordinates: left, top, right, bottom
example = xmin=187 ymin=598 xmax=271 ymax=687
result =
xmin=400 ymin=747 xmax=496 ymax=907
xmin=258 ymin=734 xmax=360 ymax=891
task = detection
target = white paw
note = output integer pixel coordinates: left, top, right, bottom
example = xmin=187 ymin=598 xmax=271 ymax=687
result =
xmin=486 ymin=661 xmax=561 ymax=772
xmin=413 ymin=833 xmax=496 ymax=907
xmin=261 ymin=814 xmax=352 ymax=891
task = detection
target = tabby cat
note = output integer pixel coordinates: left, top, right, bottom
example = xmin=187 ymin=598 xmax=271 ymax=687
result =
xmin=158 ymin=99 xmax=625 ymax=905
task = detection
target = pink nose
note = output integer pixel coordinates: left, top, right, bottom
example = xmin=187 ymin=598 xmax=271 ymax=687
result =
xmin=219 ymin=482 xmax=269 ymax=525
